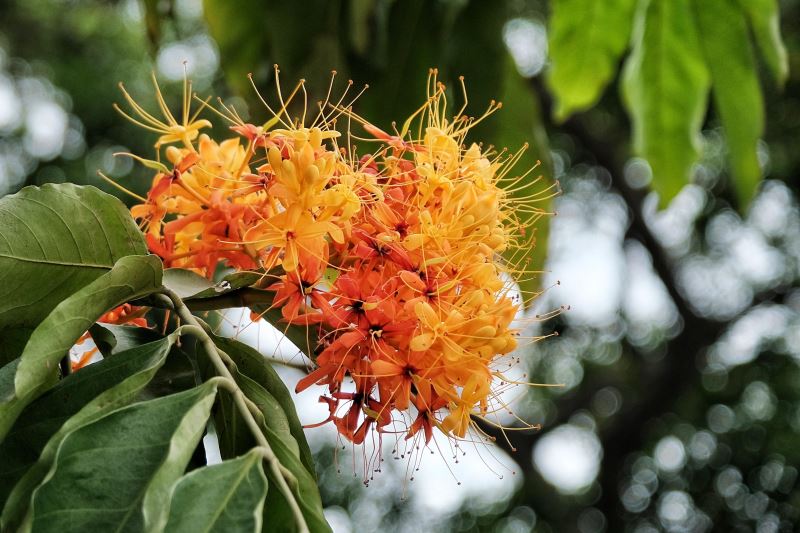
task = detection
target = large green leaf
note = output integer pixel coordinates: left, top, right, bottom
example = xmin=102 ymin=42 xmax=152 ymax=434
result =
xmin=0 ymin=358 xmax=59 ymax=453
xmin=164 ymin=449 xmax=268 ymax=533
xmin=0 ymin=360 xmax=23 ymax=406
xmin=195 ymin=330 xmax=328 ymax=532
xmin=258 ymin=0 xmax=332 ymax=75
xmin=0 ymin=334 xmax=177 ymax=529
xmin=622 ymin=0 xmax=710 ymax=206
xmin=0 ymin=183 xmax=146 ymax=330
xmin=0 ymin=329 xmax=32 ymax=368
xmin=23 ymin=381 xmax=218 ymax=533
xmin=0 ymin=254 xmax=163 ymax=440
xmin=209 ymin=333 xmax=314 ymax=476
xmin=695 ymin=0 xmax=764 ymax=208
xmin=737 ymin=0 xmax=788 ymax=87
xmin=446 ymin=0 xmax=506 ymax=124
xmin=547 ymin=0 xmax=638 ymax=120
xmin=237 ymin=374 xmax=330 ymax=533
xmin=204 ymin=0 xmax=336 ymax=100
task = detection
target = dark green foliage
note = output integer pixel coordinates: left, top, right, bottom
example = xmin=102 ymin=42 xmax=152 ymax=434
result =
xmin=0 ymin=185 xmax=329 ymax=532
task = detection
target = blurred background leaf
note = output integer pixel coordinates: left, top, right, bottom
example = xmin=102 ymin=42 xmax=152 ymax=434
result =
xmin=547 ymin=0 xmax=637 ymax=121
xmin=695 ymin=0 xmax=765 ymax=209
xmin=622 ymin=0 xmax=710 ymax=207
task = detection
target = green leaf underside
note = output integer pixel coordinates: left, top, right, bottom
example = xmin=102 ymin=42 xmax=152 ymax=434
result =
xmin=0 ymin=184 xmax=146 ymax=330
xmin=738 ymin=0 xmax=788 ymax=87
xmin=208 ymin=334 xmax=314 ymax=476
xmin=164 ymin=450 xmax=268 ymax=533
xmin=163 ymin=268 xmax=262 ymax=300
xmin=0 ymin=328 xmax=33 ymax=368
xmin=194 ymin=329 xmax=328 ymax=532
xmin=162 ymin=268 xmax=315 ymax=358
xmin=694 ymin=0 xmax=764 ymax=208
xmin=622 ymin=0 xmax=710 ymax=206
xmin=238 ymin=374 xmax=330 ymax=533
xmin=25 ymin=382 xmax=217 ymax=533
xmin=548 ymin=0 xmax=638 ymax=120
xmin=0 ymin=360 xmax=20 ymax=405
xmin=0 ymin=335 xmax=176 ymax=523
xmin=89 ymin=322 xmax=163 ymax=357
xmin=16 ymin=254 xmax=163 ymax=392
xmin=0 ymin=255 xmax=164 ymax=442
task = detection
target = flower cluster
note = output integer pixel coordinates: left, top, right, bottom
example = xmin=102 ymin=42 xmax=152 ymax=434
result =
xmin=124 ymin=70 xmax=548 ymax=446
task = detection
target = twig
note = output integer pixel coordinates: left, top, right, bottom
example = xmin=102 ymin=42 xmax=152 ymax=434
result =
xmin=160 ymin=288 xmax=310 ymax=533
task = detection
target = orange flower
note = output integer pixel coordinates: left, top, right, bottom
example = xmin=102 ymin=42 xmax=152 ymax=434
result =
xmin=121 ymin=70 xmax=550 ymax=450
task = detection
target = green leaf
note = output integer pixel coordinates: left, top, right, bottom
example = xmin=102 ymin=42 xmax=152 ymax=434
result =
xmin=0 ymin=329 xmax=33 ymax=368
xmin=161 ymin=269 xmax=314 ymax=356
xmin=0 ymin=334 xmax=177 ymax=529
xmin=0 ymin=360 xmax=22 ymax=405
xmin=208 ymin=333 xmax=315 ymax=477
xmin=0 ymin=358 xmax=58 ymax=454
xmin=622 ymin=0 xmax=710 ymax=206
xmin=0 ymin=254 xmax=163 ymax=440
xmin=738 ymin=0 xmax=788 ymax=87
xmin=237 ymin=374 xmax=330 ymax=533
xmin=548 ymin=0 xmax=638 ymax=120
xmin=347 ymin=0 xmax=457 ymax=127
xmin=142 ymin=0 xmax=162 ymax=52
xmin=347 ymin=0 xmax=375 ymax=56
xmin=89 ymin=322 xmax=163 ymax=357
xmin=23 ymin=381 xmax=218 ymax=533
xmin=163 ymin=268 xmax=262 ymax=300
xmin=202 ymin=0 xmax=268 ymax=96
xmin=0 ymin=183 xmax=146 ymax=330
xmin=164 ymin=450 xmax=268 ymax=533
xmin=695 ymin=0 xmax=764 ymax=208
xmin=194 ymin=329 xmax=328 ymax=532
xmin=260 ymin=1 xmax=332 ymax=72
xmin=203 ymin=0 xmax=334 ymax=98
xmin=446 ymin=0 xmax=506 ymax=124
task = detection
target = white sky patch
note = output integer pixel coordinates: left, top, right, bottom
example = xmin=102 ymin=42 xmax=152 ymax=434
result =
xmin=0 ymin=56 xmax=82 ymax=195
xmin=157 ymin=35 xmax=220 ymax=83
xmin=545 ymin=231 xmax=624 ymax=327
xmin=23 ymin=100 xmax=69 ymax=160
xmin=533 ymin=424 xmax=602 ymax=494
xmin=645 ymin=184 xmax=706 ymax=254
xmin=709 ymin=304 xmax=792 ymax=368
xmin=541 ymin=179 xmax=628 ymax=328
xmin=623 ymin=241 xmax=678 ymax=333
xmin=503 ymin=18 xmax=548 ymax=77
xmin=0 ymin=74 xmax=21 ymax=132
xmin=653 ymin=435 xmax=686 ymax=473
